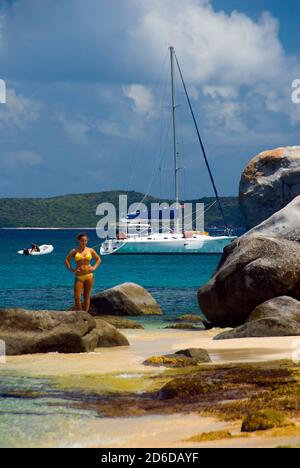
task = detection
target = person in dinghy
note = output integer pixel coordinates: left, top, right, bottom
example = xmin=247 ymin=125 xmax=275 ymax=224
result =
xmin=65 ymin=233 xmax=101 ymax=312
xmin=22 ymin=243 xmax=40 ymax=255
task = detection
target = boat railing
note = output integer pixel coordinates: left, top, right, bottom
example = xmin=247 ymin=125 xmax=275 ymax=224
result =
xmin=208 ymin=227 xmax=236 ymax=237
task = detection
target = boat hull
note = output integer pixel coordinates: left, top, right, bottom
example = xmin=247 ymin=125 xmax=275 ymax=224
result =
xmin=100 ymin=236 xmax=236 ymax=255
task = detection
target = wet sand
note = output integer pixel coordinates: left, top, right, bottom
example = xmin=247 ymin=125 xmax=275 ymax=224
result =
xmin=2 ymin=329 xmax=300 ymax=448
xmin=65 ymin=416 xmax=300 ymax=449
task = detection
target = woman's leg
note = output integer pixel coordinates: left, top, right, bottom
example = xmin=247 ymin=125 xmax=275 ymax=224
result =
xmin=83 ymin=275 xmax=94 ymax=312
xmin=74 ymin=279 xmax=84 ymax=310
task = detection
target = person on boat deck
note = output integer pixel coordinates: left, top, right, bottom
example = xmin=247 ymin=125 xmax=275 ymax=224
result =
xmin=30 ymin=244 xmax=40 ymax=253
xmin=65 ymin=233 xmax=101 ymax=312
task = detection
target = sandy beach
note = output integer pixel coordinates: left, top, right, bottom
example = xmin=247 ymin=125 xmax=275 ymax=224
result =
xmin=65 ymin=415 xmax=300 ymax=449
xmin=4 ymin=328 xmax=299 ymax=376
xmin=2 ymin=328 xmax=300 ymax=448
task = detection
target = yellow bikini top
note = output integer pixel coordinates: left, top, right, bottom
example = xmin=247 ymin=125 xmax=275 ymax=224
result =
xmin=75 ymin=250 xmax=92 ymax=262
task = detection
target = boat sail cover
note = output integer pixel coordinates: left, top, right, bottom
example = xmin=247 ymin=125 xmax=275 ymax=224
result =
xmin=126 ymin=207 xmax=181 ymax=222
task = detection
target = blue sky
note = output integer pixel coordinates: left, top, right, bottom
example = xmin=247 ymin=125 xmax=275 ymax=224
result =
xmin=0 ymin=0 xmax=299 ymax=199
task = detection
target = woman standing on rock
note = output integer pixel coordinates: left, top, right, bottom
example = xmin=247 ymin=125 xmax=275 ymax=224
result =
xmin=65 ymin=233 xmax=101 ymax=312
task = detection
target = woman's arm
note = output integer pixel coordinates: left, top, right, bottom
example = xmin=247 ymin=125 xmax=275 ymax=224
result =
xmin=90 ymin=249 xmax=101 ymax=272
xmin=65 ymin=249 xmax=76 ymax=273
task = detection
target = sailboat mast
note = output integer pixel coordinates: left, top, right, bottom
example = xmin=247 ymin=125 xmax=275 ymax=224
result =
xmin=170 ymin=46 xmax=180 ymax=233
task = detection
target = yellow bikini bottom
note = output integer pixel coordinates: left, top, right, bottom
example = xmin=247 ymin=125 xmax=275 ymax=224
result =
xmin=76 ymin=273 xmax=94 ymax=283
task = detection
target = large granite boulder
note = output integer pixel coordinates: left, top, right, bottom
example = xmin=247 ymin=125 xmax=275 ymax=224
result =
xmin=97 ymin=316 xmax=144 ymax=329
xmin=0 ymin=309 xmax=99 ymax=355
xmin=95 ymin=318 xmax=130 ymax=347
xmin=215 ymin=295 xmax=300 ymax=339
xmin=89 ymin=282 xmax=163 ymax=317
xmin=247 ymin=296 xmax=300 ymax=324
xmin=198 ymin=235 xmax=300 ymax=328
xmin=215 ymin=317 xmax=300 ymax=340
xmin=240 ymin=146 xmax=300 ymax=229
xmin=0 ymin=309 xmax=130 ymax=354
xmin=244 ymin=196 xmax=300 ymax=243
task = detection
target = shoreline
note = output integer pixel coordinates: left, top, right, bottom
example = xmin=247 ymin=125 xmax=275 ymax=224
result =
xmin=2 ymin=328 xmax=300 ymax=448
xmin=4 ymin=328 xmax=298 ymax=376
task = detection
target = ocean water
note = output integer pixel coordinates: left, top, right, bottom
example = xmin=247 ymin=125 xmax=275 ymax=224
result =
xmin=0 ymin=229 xmax=222 ymax=327
xmin=0 ymin=373 xmax=101 ymax=448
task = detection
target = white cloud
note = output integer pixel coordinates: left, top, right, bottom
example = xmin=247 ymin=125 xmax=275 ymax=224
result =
xmin=96 ymin=120 xmax=124 ymax=139
xmin=133 ymin=0 xmax=286 ymax=85
xmin=131 ymin=0 xmax=300 ymax=129
xmin=204 ymin=96 xmax=245 ymax=133
xmin=123 ymin=84 xmax=155 ymax=116
xmin=57 ymin=113 xmax=89 ymax=140
xmin=0 ymin=150 xmax=42 ymax=169
xmin=0 ymin=88 xmax=39 ymax=129
xmin=203 ymin=85 xmax=239 ymax=100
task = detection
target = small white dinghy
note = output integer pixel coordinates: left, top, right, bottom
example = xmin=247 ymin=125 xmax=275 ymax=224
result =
xmin=18 ymin=245 xmax=54 ymax=256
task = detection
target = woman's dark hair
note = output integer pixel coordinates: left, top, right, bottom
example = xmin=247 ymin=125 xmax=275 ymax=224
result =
xmin=77 ymin=232 xmax=88 ymax=241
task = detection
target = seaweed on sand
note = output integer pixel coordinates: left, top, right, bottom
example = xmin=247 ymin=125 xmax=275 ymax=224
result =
xmin=64 ymin=361 xmax=300 ymax=422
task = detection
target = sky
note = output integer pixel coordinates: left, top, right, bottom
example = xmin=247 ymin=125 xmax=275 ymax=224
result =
xmin=0 ymin=0 xmax=299 ymax=199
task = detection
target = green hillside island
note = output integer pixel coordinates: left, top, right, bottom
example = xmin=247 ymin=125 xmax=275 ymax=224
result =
xmin=0 ymin=191 xmax=245 ymax=230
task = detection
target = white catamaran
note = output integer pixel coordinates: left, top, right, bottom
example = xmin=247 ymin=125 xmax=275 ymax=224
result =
xmin=100 ymin=47 xmax=237 ymax=256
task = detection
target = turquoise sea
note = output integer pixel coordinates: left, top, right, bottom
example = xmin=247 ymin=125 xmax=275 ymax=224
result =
xmin=0 ymin=228 xmax=224 ymax=327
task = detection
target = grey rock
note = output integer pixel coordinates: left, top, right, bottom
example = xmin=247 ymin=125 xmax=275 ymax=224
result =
xmin=95 ymin=318 xmax=130 ymax=347
xmin=198 ymin=235 xmax=300 ymax=328
xmin=247 ymin=296 xmax=300 ymax=324
xmin=214 ymin=317 xmax=300 ymax=340
xmin=175 ymin=348 xmax=211 ymax=362
xmin=244 ymin=196 xmax=300 ymax=243
xmin=89 ymin=282 xmax=163 ymax=317
xmin=143 ymin=348 xmax=211 ymax=367
xmin=165 ymin=323 xmax=201 ymax=330
xmin=239 ymin=146 xmax=300 ymax=229
xmin=97 ymin=315 xmax=144 ymax=329
xmin=176 ymin=314 xmax=202 ymax=323
xmin=0 ymin=308 xmax=98 ymax=355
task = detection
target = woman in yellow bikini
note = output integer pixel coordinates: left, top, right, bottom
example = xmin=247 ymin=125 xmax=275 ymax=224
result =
xmin=65 ymin=233 xmax=101 ymax=311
